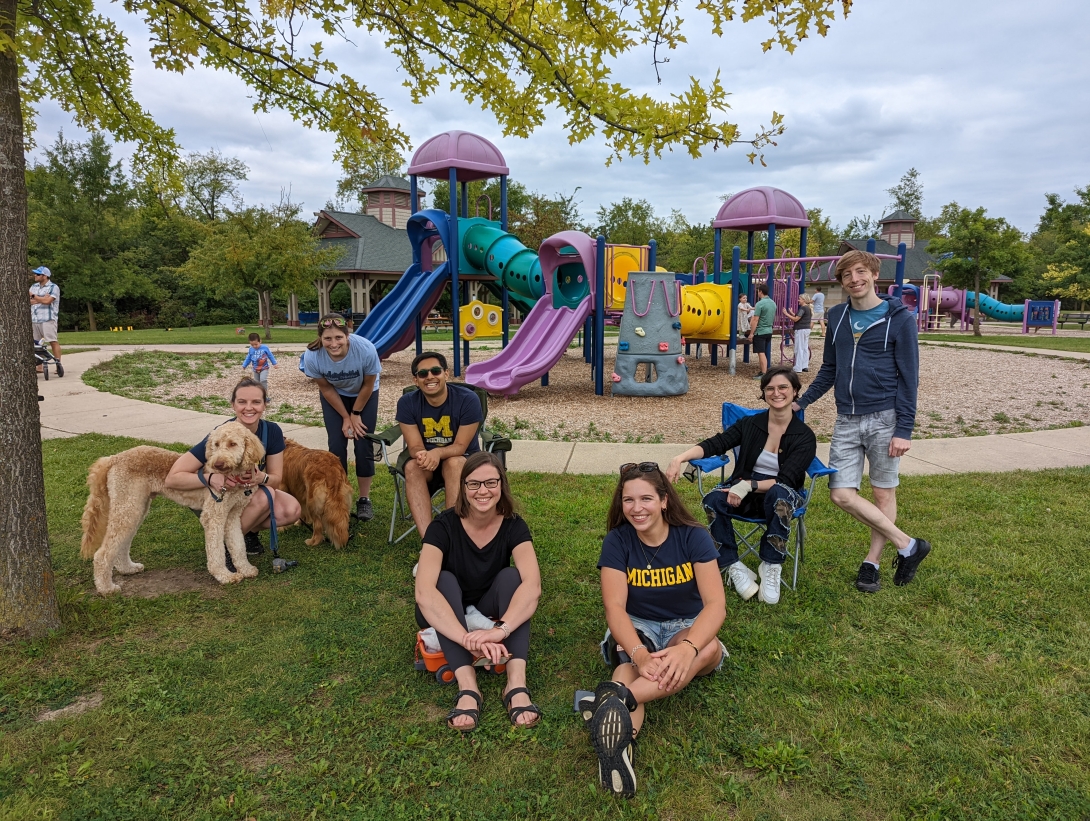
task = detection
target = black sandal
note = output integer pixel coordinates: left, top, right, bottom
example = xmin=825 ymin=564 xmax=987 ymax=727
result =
xmin=446 ymin=690 xmax=482 ymax=732
xmin=503 ymin=687 xmax=542 ymax=728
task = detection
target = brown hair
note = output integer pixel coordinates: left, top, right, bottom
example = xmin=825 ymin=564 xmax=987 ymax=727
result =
xmin=231 ymin=377 xmax=268 ymax=403
xmin=835 ymin=250 xmax=881 ymax=281
xmin=757 ymin=365 xmax=801 ymax=401
xmin=606 ymin=465 xmax=701 ymax=532
xmin=306 ymin=313 xmax=349 ymax=351
xmin=247 ymin=332 xmax=261 ymax=342
xmin=454 ymin=451 xmax=518 ymax=519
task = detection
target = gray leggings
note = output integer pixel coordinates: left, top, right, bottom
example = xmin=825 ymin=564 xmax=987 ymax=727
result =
xmin=415 ymin=567 xmax=530 ymax=672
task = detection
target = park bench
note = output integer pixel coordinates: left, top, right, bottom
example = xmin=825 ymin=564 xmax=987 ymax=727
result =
xmin=1058 ymin=312 xmax=1090 ymax=330
xmin=424 ymin=313 xmax=453 ymax=332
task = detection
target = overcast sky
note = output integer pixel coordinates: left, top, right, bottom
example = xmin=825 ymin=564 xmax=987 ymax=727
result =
xmin=30 ymin=0 xmax=1090 ymax=233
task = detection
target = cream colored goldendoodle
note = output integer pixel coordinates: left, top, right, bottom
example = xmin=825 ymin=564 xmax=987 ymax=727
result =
xmin=80 ymin=422 xmax=266 ymax=595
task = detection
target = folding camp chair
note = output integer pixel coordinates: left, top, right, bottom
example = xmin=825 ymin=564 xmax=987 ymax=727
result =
xmin=685 ymin=402 xmax=836 ymax=591
xmin=366 ymin=385 xmax=512 ymax=544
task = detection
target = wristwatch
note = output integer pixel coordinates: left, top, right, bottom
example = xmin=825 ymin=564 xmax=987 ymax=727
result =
xmin=493 ymin=621 xmax=510 ymax=639
xmin=351 ymin=409 xmax=363 ymax=416
xmin=750 ymin=479 xmax=759 ymax=492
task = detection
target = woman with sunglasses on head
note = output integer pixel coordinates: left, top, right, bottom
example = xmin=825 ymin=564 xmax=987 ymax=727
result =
xmin=665 ymin=365 xmax=817 ymax=606
xmin=582 ymin=462 xmax=726 ymax=798
xmin=302 ymin=313 xmax=382 ymax=521
xmin=415 ymin=451 xmax=542 ymax=733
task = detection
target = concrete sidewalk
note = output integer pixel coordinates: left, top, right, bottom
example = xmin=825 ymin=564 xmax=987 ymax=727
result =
xmin=38 ymin=347 xmax=1090 ymax=476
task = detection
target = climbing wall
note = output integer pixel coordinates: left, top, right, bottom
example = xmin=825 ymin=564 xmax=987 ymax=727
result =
xmin=612 ymin=272 xmax=689 ymax=396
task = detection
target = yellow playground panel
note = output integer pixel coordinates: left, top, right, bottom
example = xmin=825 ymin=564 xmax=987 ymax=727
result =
xmin=605 ymin=245 xmax=650 ymax=309
xmin=680 ymin=282 xmax=732 ymax=341
xmin=459 ymin=300 xmax=504 ymax=340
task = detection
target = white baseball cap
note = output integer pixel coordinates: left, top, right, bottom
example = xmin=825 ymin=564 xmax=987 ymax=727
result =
xmin=32 ymin=266 xmax=52 ymax=278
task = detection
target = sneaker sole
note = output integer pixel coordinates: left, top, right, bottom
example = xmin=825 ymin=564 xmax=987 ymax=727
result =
xmin=591 ymin=698 xmax=636 ymax=797
xmin=855 ymin=582 xmax=880 ymax=593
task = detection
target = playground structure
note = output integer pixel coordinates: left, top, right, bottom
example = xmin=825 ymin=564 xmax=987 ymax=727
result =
xmin=354 ymin=131 xmax=912 ymax=394
xmin=611 ymin=272 xmax=688 ymax=396
xmin=893 ymin=277 xmax=1058 ymax=334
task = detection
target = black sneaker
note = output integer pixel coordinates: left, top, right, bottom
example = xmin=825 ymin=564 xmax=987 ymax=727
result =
xmin=591 ymin=696 xmax=637 ymax=798
xmin=355 ymin=497 xmax=374 ymax=522
xmin=244 ymin=531 xmax=264 ymax=555
xmin=579 ymin=681 xmax=637 ymax=728
xmin=224 ymin=545 xmax=237 ymax=574
xmin=855 ymin=561 xmax=880 ymax=593
xmin=55 ymin=361 xmax=64 ymax=377
xmin=892 ymin=539 xmax=931 ymax=586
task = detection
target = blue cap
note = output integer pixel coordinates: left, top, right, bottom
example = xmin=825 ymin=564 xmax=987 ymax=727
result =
xmin=32 ymin=266 xmax=51 ymax=277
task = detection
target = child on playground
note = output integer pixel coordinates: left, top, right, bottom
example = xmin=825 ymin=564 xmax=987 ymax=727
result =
xmin=242 ymin=333 xmax=278 ymax=393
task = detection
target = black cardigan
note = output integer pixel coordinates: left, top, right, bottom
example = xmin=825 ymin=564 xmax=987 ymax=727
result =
xmin=696 ymin=411 xmax=817 ymax=491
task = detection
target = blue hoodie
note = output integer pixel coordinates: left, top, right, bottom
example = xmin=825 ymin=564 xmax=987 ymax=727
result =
xmin=797 ymin=294 xmax=919 ymax=440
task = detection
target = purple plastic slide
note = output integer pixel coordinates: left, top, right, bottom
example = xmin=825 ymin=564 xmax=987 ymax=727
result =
xmin=464 ymin=295 xmax=593 ymax=395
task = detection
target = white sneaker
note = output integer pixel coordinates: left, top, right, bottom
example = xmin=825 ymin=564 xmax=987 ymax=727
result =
xmin=725 ymin=561 xmax=759 ymax=600
xmin=757 ymin=562 xmax=781 ymax=605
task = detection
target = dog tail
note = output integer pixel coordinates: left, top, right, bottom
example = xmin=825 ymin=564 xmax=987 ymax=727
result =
xmin=325 ymin=480 xmax=354 ymax=549
xmin=80 ymin=456 xmax=114 ymax=559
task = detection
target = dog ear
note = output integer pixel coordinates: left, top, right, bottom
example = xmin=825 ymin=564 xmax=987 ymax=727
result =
xmin=243 ymin=429 xmax=266 ymax=470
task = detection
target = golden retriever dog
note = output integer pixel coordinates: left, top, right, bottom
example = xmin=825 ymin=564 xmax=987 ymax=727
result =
xmin=280 ymin=439 xmax=354 ymax=548
xmin=80 ymin=422 xmax=265 ymax=595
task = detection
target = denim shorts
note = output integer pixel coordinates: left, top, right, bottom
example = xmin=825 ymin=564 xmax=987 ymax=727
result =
xmin=627 ymin=615 xmax=728 ymax=672
xmin=828 ymin=409 xmax=900 ymax=489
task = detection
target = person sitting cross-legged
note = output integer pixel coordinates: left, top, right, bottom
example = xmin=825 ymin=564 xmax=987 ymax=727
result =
xmin=665 ymin=366 xmax=817 ymax=605
xmin=396 ymin=352 xmax=483 ymax=538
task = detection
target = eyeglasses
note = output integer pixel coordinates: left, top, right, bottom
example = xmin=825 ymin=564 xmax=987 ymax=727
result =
xmin=414 ymin=366 xmax=444 ymax=378
xmin=464 ymin=478 xmax=501 ymax=490
xmin=320 ymin=317 xmax=347 ymax=329
xmin=620 ymin=462 xmax=659 ymax=475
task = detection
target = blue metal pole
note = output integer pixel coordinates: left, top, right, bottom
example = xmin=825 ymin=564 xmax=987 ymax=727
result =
xmin=730 ymin=245 xmax=741 ymax=367
xmin=766 ymin=223 xmax=776 ymax=295
xmin=449 ymin=168 xmax=461 ymax=376
xmin=460 ymin=181 xmax=468 ymax=220
xmin=462 ymin=280 xmax=470 ymax=367
xmin=746 ymin=231 xmax=755 ymax=300
xmin=895 ymin=242 xmax=907 ymax=299
xmin=500 ymin=175 xmax=510 ymax=348
xmin=713 ymin=229 xmax=723 ymax=285
xmin=595 ymin=236 xmax=606 ymax=396
xmin=648 ymin=239 xmax=657 ymax=272
xmin=410 ymin=176 xmax=418 ymax=215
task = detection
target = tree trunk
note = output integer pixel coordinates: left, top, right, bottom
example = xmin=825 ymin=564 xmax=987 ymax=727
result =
xmin=262 ymin=290 xmax=272 ymax=340
xmin=87 ymin=301 xmax=97 ymax=332
xmin=973 ymin=270 xmax=982 ymax=336
xmin=0 ymin=0 xmax=61 ymax=638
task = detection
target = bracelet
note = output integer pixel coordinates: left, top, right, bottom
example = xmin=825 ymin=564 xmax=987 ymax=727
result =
xmin=628 ymin=643 xmax=647 ymax=657
xmin=681 ymin=639 xmax=700 ymax=656
xmin=260 ymin=471 xmax=269 ymax=486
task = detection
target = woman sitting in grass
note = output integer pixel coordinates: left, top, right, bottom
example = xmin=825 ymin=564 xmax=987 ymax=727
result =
xmin=415 ymin=452 xmax=543 ymax=732
xmin=581 ymin=463 xmax=727 ymax=798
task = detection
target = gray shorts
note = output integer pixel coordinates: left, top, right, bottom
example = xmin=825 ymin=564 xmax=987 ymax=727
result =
xmin=33 ymin=320 xmax=58 ymax=343
xmin=828 ymin=409 xmax=901 ymax=490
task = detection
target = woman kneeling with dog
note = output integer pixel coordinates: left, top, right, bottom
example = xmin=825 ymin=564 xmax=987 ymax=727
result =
xmin=415 ymin=451 xmax=543 ymax=732
xmin=582 ymin=463 xmax=726 ymax=797
xmin=166 ymin=378 xmax=301 ymax=558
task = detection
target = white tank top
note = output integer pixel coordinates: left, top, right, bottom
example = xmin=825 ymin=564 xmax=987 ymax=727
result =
xmin=754 ymin=448 xmax=779 ymax=476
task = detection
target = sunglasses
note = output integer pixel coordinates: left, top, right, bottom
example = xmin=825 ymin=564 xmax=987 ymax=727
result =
xmin=415 ymin=366 xmax=444 ymax=378
xmin=320 ymin=317 xmax=347 ymax=329
xmin=620 ymin=462 xmax=659 ymax=475
xmin=464 ymin=478 xmax=501 ymax=490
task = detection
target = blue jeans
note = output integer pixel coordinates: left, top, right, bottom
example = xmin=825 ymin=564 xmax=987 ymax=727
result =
xmin=703 ymin=473 xmax=802 ymax=566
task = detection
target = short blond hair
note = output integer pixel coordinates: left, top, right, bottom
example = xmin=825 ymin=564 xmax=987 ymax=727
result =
xmin=835 ymin=250 xmax=881 ymax=281
xmin=798 ymin=294 xmax=812 ymax=306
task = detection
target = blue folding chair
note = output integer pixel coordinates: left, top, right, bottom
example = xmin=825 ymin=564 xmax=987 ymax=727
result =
xmin=685 ymin=402 xmax=837 ymax=591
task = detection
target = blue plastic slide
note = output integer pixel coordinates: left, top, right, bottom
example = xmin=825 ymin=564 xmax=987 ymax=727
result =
xmin=964 ymin=291 xmax=1024 ymax=323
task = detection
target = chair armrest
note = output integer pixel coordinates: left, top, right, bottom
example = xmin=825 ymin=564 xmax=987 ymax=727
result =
xmin=482 ymin=432 xmax=512 ymax=453
xmin=365 ymin=424 xmax=402 ymax=447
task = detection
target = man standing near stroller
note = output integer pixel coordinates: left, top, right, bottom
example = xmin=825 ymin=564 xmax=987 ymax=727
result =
xmin=30 ymin=266 xmax=63 ymax=377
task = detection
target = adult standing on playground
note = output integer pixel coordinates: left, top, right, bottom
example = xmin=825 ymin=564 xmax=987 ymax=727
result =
xmin=811 ymin=285 xmax=826 ymax=336
xmin=29 ymin=266 xmax=63 ymax=376
xmin=747 ymin=282 xmax=775 ymax=379
xmin=784 ymin=294 xmax=813 ymax=373
xmin=303 ymin=313 xmax=382 ymax=522
xmin=794 ymin=250 xmax=931 ymax=593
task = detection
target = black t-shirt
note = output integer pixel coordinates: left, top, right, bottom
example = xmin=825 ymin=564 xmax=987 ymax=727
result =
xmin=189 ymin=419 xmax=285 ymax=471
xmin=597 ymin=523 xmax=719 ymax=621
xmin=396 ymin=384 xmax=483 ymax=454
xmin=423 ymin=509 xmax=533 ymax=605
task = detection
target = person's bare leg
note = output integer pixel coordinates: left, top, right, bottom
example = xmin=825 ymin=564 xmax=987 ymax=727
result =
xmin=502 ymin=659 xmax=536 ymax=725
xmin=357 ymin=476 xmax=373 ymax=498
xmin=867 ymin=486 xmax=898 ymax=565
xmin=50 ymin=340 xmax=62 ymax=360
xmin=758 ymin=351 xmax=768 ymax=373
xmin=403 ymin=461 xmax=437 ymax=536
xmin=450 ymin=666 xmax=481 ymax=730
xmin=830 ymin=487 xmax=910 ymax=559
xmin=442 ymin=456 xmax=466 ymax=509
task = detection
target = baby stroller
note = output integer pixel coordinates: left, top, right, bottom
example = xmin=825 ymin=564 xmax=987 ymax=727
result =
xmin=34 ymin=340 xmax=62 ymax=379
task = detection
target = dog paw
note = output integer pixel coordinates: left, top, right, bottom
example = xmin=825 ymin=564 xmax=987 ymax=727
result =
xmin=238 ymin=563 xmax=259 ymax=579
xmin=115 ymin=562 xmax=144 ymax=575
xmin=305 ymin=535 xmax=323 ymax=547
xmin=213 ymin=572 xmax=245 ymax=585
xmin=98 ymin=583 xmax=123 ymax=596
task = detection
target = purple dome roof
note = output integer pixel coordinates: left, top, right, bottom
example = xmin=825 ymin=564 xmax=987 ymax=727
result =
xmin=407 ymin=130 xmax=509 ymax=182
xmin=712 ymin=187 xmax=810 ymax=231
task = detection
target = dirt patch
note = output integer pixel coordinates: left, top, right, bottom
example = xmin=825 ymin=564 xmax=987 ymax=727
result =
xmin=116 ymin=568 xmax=225 ymax=599
xmin=422 ymin=702 xmax=448 ymax=722
xmin=37 ymin=692 xmax=104 ymax=722
xmin=240 ymin=749 xmax=293 ymax=773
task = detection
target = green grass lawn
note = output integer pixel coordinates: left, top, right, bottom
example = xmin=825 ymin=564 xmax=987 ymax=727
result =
xmin=57 ymin=324 xmax=465 ymax=347
xmin=3 ymin=435 xmax=1089 ymax=819
xmin=921 ymin=333 xmax=1090 ymax=354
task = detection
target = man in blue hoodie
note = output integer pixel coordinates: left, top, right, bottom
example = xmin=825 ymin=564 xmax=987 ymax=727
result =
xmin=795 ymin=250 xmax=932 ymax=593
